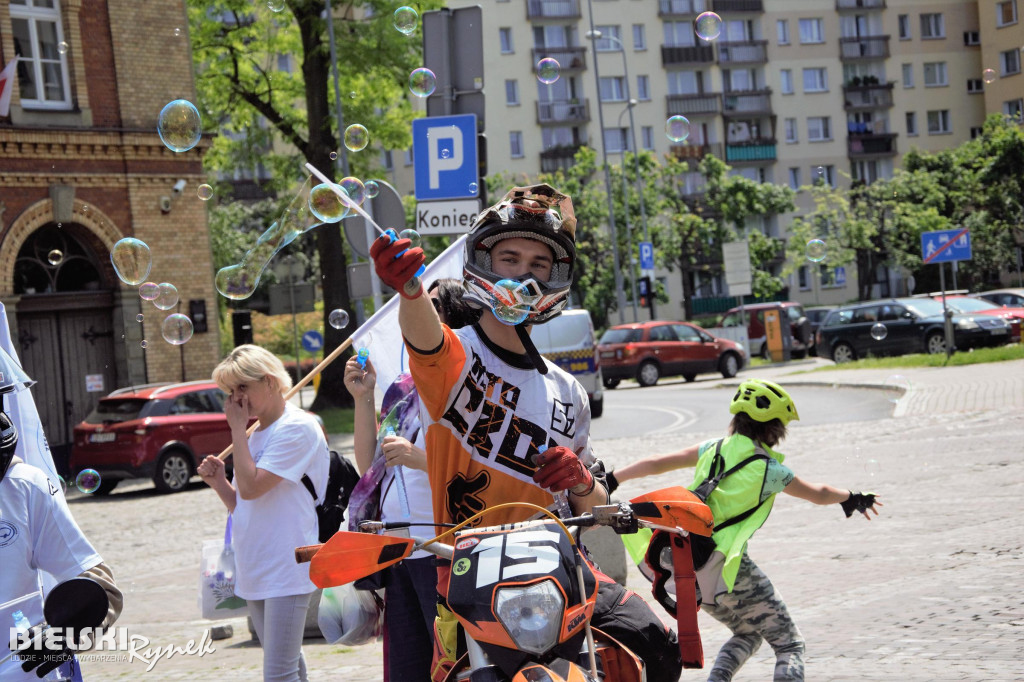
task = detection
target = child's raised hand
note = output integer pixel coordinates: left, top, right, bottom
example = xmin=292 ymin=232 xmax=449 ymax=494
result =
xmin=840 ymin=491 xmax=882 ymax=520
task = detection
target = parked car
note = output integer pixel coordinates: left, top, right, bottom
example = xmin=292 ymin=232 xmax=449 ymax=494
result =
xmin=597 ymin=321 xmax=746 ymax=388
xmin=817 ymin=298 xmax=1011 ymax=363
xmin=70 ymin=381 xmax=237 ymax=494
xmin=934 ymin=295 xmax=1024 ymax=343
xmin=804 ymin=306 xmax=837 ymax=356
xmin=972 ymin=288 xmax=1024 ymax=308
xmin=531 ymin=309 xmax=604 ymax=418
xmin=719 ymin=301 xmax=814 ymax=359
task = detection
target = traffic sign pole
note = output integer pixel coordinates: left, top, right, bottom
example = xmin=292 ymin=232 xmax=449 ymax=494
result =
xmin=939 ymin=262 xmax=954 ymax=358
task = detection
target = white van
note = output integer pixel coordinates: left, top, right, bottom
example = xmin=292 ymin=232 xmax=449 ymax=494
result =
xmin=530 ymin=309 xmax=604 ymax=418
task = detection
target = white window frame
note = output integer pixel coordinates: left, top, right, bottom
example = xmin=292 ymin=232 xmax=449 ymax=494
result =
xmin=632 ymin=23 xmax=646 ymax=51
xmin=964 ymin=31 xmax=980 ymax=46
xmin=603 ymin=127 xmax=631 ymax=153
xmin=807 ymin=116 xmax=832 ymax=142
xmin=898 ymin=14 xmax=911 ymax=40
xmin=780 ymin=68 xmax=794 ymax=95
xmin=594 ymin=25 xmax=623 ymax=52
xmin=927 ymin=109 xmax=951 ymax=134
xmin=905 ymin=111 xmax=917 ymax=136
xmin=802 ymin=67 xmax=828 ymax=93
xmin=967 ymin=78 xmax=983 ymax=93
xmin=641 ymin=125 xmax=654 ymax=150
xmin=499 ymin=27 xmax=514 ymax=54
xmin=788 ymin=167 xmax=801 ymax=190
xmin=923 ymin=62 xmax=948 ymax=87
xmin=510 ymin=131 xmax=524 ymax=158
xmin=636 ymin=75 xmax=651 ymax=101
xmin=9 ymin=0 xmax=73 ymax=110
xmin=505 ymin=79 xmax=520 ymax=106
xmin=1004 ymin=98 xmax=1024 ymax=119
xmin=404 ymin=148 xmax=414 ymax=166
xmin=997 ymin=1 xmax=1018 ymax=27
xmin=777 ymin=19 xmax=789 ymax=45
xmin=1000 ymin=48 xmax=1022 ymax=76
xmin=902 ymin=63 xmax=914 ymax=88
xmin=784 ymin=117 xmax=798 ymax=143
xmin=798 ymin=18 xmax=824 ymax=45
xmin=920 ymin=13 xmax=945 ymax=40
xmin=970 ymin=126 xmax=984 ymax=139
xmin=598 ymin=76 xmax=627 ymax=102
xmin=813 ymin=165 xmax=836 ymax=188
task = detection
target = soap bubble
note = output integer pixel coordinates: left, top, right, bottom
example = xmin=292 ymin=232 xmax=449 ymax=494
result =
xmin=47 ymin=249 xmax=64 ymax=266
xmin=805 ymin=239 xmax=827 ymax=262
xmin=441 ymin=148 xmax=450 ymax=159
xmin=328 ymin=309 xmax=349 ymax=329
xmin=174 ymin=27 xmax=182 ymax=37
xmin=982 ymin=68 xmax=996 ymax=84
xmin=267 ymin=0 xmax=286 ymax=11
xmin=215 ymin=263 xmax=262 ymax=300
xmin=58 ymin=476 xmax=68 ymax=495
xmin=409 ymin=68 xmax=437 ymax=97
xmin=344 ymin=124 xmax=369 ymax=152
xmin=197 ymin=183 xmax=214 ymax=201
xmin=75 ymin=469 xmax=101 ymax=494
xmin=864 ymin=459 xmax=879 ymax=476
xmin=882 ymin=374 xmax=911 ymax=404
xmin=694 ymin=11 xmax=723 ymax=41
xmin=329 ymin=151 xmax=338 ymax=161
xmin=161 ymin=313 xmax=194 ymax=345
xmin=153 ymin=283 xmax=179 ymax=311
xmin=57 ymin=41 xmax=69 ymax=55
xmin=491 ymin=279 xmax=531 ymax=326
xmin=469 ymin=181 xmax=478 ymax=194
xmin=139 ymin=282 xmax=160 ymax=301
xmin=870 ymin=323 xmax=888 ymax=341
xmin=308 ymin=182 xmax=349 ymax=223
xmin=136 ymin=313 xmax=144 ymax=322
xmin=111 ymin=238 xmax=152 ymax=286
xmin=141 ymin=339 xmax=148 ymax=349
xmin=399 ymin=229 xmax=421 ymax=248
xmin=340 ymin=177 xmax=366 ymax=206
xmin=816 ymin=165 xmax=825 ymax=179
xmin=665 ymin=115 xmax=690 ymax=142
xmin=393 ymin=6 xmax=418 ymax=34
xmin=537 ymin=58 xmax=560 ymax=84
xmin=157 ymin=99 xmax=202 ymax=153
xmin=364 ymin=180 xmax=380 ymax=199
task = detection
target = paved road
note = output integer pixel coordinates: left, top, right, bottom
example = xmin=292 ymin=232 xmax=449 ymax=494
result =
xmin=66 ymin=358 xmax=1024 ymax=680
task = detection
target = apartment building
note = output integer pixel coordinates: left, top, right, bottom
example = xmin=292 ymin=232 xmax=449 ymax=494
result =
xmin=388 ymin=0 xmax=1022 ymax=319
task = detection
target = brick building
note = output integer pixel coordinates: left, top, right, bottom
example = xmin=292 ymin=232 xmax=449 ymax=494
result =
xmin=0 ymin=0 xmax=220 ymax=469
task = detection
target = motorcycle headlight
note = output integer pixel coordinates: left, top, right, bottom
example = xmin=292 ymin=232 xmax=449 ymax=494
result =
xmin=494 ymin=580 xmax=565 ymax=655
xmin=956 ymin=318 xmax=979 ymax=330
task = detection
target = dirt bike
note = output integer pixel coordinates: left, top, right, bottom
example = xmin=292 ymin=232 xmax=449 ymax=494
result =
xmin=296 ymin=486 xmax=713 ymax=682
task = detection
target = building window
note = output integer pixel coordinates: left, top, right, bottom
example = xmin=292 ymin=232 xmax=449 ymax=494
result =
xmin=9 ymin=0 xmax=72 ymax=109
xmin=902 ymin=63 xmax=914 ymax=88
xmin=594 ymin=25 xmax=622 ymax=51
xmin=404 ymin=148 xmax=414 ymax=166
xmin=381 ymin=150 xmax=393 ymax=171
xmin=788 ymin=167 xmax=802 ymax=190
xmin=642 ymin=125 xmax=654 ymax=150
xmin=499 ymin=27 xmax=514 ymax=53
xmin=1001 ymin=48 xmax=1022 ymax=76
xmin=798 ymin=18 xmax=824 ymax=44
xmin=967 ymin=78 xmax=983 ymax=93
xmin=807 ymin=116 xmax=832 ymax=141
xmin=814 ymin=165 xmax=836 ymax=187
xmin=632 ymin=24 xmax=646 ymax=50
xmin=505 ymin=79 xmax=520 ymax=105
xmin=798 ymin=266 xmax=810 ymax=290
xmin=780 ymin=69 xmax=794 ymax=94
xmin=599 ymin=76 xmax=626 ymax=102
xmin=969 ymin=126 xmax=984 ymax=139
xmin=1004 ymin=98 xmax=1024 ymax=119
xmin=802 ymin=67 xmax=828 ymax=93
xmin=920 ymin=13 xmax=945 ymax=39
xmin=777 ymin=19 xmax=789 ymax=45
xmin=784 ymin=117 xmax=798 ymax=143
xmin=603 ymin=127 xmax=631 ymax=153
xmin=663 ymin=21 xmax=696 ymax=48
xmin=510 ymin=131 xmax=524 ymax=158
xmin=898 ymin=14 xmax=911 ymax=40
xmin=923 ymin=62 xmax=948 ymax=87
xmin=997 ymin=1 xmax=1018 ymax=27
xmin=636 ymin=75 xmax=650 ymax=100
xmin=927 ymin=110 xmax=951 ymax=134
xmin=906 ymin=111 xmax=917 ymax=136
xmin=963 ymin=31 xmax=980 ymax=46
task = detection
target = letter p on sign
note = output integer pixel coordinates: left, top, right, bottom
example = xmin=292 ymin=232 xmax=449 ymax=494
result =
xmin=412 ymin=114 xmax=479 ymax=202
xmin=428 ymin=125 xmax=463 ymax=189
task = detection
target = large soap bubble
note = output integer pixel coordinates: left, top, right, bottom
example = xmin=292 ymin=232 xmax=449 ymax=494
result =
xmin=805 ymin=239 xmax=827 ymax=263
xmin=409 ymin=68 xmax=436 ymax=98
xmin=393 ymin=6 xmax=418 ymax=34
xmin=153 ymin=283 xmax=179 ymax=311
xmin=694 ymin=12 xmax=723 ymax=40
xmin=344 ymin=124 xmax=369 ymax=152
xmin=665 ymin=115 xmax=690 ymax=142
xmin=111 ymin=238 xmax=152 ymax=286
xmin=491 ymin=279 xmax=531 ymax=326
xmin=537 ymin=58 xmax=560 ymax=85
xmin=161 ymin=313 xmax=194 ymax=345
xmin=157 ymin=99 xmax=202 ymax=152
xmin=308 ymin=183 xmax=349 ymax=223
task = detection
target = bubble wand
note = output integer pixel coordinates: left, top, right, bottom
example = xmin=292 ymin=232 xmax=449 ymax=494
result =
xmin=381 ymin=424 xmax=412 ymax=519
xmin=534 ymin=445 xmax=573 ymax=519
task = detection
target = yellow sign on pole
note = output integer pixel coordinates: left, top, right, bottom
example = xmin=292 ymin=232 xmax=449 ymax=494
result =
xmin=764 ymin=309 xmax=785 ymax=362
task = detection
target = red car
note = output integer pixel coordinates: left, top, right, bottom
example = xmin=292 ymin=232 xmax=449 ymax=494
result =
xmin=935 ymin=295 xmax=1024 ymax=343
xmin=70 ymin=381 xmax=237 ymax=494
xmin=598 ymin=321 xmax=746 ymax=387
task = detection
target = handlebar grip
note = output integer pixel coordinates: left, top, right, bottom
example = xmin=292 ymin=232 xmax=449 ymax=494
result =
xmin=294 ymin=544 xmax=322 ymax=564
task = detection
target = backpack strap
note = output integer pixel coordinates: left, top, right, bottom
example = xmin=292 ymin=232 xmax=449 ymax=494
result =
xmin=694 ymin=440 xmax=773 ymax=532
xmin=301 ymin=474 xmax=318 ymax=503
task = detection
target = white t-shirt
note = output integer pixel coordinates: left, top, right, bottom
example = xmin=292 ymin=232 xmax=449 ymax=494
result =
xmin=231 ymin=404 xmax=329 ymax=600
xmin=379 ymin=416 xmax=434 ymax=560
xmin=0 ymin=462 xmax=101 ymax=679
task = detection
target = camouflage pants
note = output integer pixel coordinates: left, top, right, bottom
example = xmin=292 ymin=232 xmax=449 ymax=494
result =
xmin=701 ymin=554 xmax=805 ymax=682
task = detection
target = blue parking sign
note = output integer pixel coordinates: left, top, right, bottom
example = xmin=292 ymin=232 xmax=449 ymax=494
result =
xmin=639 ymin=241 xmax=654 ymax=271
xmin=413 ymin=115 xmax=479 ymax=201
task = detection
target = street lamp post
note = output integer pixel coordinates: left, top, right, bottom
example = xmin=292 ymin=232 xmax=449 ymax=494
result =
xmin=618 ymin=101 xmax=639 ymax=321
xmin=583 ymin=2 xmax=626 ymax=324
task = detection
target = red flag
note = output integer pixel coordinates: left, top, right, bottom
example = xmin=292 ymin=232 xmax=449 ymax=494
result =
xmin=0 ymin=57 xmax=19 ymax=118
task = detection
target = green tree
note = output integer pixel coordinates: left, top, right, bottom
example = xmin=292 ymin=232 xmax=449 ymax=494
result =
xmin=188 ymin=0 xmax=440 ymax=408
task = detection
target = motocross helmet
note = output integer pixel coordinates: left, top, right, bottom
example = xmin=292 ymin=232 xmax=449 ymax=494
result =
xmin=0 ymin=410 xmax=17 ymax=482
xmin=729 ymin=379 xmax=800 ymax=425
xmin=463 ymin=184 xmax=577 ymax=326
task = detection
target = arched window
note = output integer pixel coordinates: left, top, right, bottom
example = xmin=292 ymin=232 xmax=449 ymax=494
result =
xmin=13 ymin=224 xmax=104 ymax=294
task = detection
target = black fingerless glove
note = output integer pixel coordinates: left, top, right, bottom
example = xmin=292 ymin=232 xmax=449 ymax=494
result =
xmin=605 ymin=470 xmax=619 ymax=495
xmin=840 ymin=491 xmax=877 ymax=518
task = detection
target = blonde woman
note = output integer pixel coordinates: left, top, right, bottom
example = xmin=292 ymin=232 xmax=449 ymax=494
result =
xmin=198 ymin=345 xmax=329 ymax=682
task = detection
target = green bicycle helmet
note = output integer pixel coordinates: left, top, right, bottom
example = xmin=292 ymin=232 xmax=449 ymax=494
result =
xmin=729 ymin=379 xmax=800 ymax=425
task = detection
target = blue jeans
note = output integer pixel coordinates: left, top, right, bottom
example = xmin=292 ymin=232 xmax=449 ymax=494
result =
xmin=383 ymin=556 xmax=437 ymax=681
xmin=248 ymin=592 xmax=313 ymax=682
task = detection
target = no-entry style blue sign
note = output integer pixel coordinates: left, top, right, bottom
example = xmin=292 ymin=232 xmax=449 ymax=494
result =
xmin=301 ymin=330 xmax=323 ymax=353
xmin=922 ymin=228 xmax=972 ymax=264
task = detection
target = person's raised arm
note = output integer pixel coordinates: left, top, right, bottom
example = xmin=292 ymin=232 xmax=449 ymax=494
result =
xmin=369 ymin=233 xmax=442 ymax=352
xmin=345 ymin=355 xmax=379 ymax=474
xmin=784 ymin=476 xmax=882 ymax=519
xmin=613 ymin=443 xmax=702 ymax=485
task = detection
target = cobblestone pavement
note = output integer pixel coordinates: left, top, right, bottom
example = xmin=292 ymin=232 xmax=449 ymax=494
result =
xmin=69 ymin=360 xmax=1024 ymax=680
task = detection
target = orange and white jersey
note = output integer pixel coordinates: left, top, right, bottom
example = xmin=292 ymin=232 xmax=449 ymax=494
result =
xmin=408 ymin=324 xmax=593 ymax=528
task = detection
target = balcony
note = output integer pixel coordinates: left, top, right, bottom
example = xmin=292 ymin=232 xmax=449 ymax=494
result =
xmin=526 ymin=0 xmax=581 ymax=20
xmin=843 ymin=81 xmax=894 ymax=110
xmin=725 ymin=138 xmax=777 ymax=163
xmin=836 ymin=0 xmax=885 ymax=10
xmin=713 ymin=0 xmax=764 ymax=12
xmin=658 ymin=0 xmax=708 ymax=16
xmin=847 ymin=132 xmax=897 ymax=158
xmin=536 ymin=99 xmax=590 ymax=125
xmin=670 ymin=141 xmax=723 ymax=161
xmin=531 ymin=47 xmax=587 ymax=72
xmin=540 ymin=144 xmax=582 ymax=173
xmin=839 ymin=35 xmax=890 ymax=60
xmin=666 ymin=92 xmax=722 ymax=116
xmin=661 ymin=44 xmax=716 ymax=66
xmin=722 ymin=89 xmax=773 ymax=117
xmin=717 ymin=40 xmax=768 ymax=64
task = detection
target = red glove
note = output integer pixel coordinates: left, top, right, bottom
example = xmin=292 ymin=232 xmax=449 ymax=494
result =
xmin=533 ymin=446 xmax=594 ymax=495
xmin=370 ymin=233 xmax=425 ymax=298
